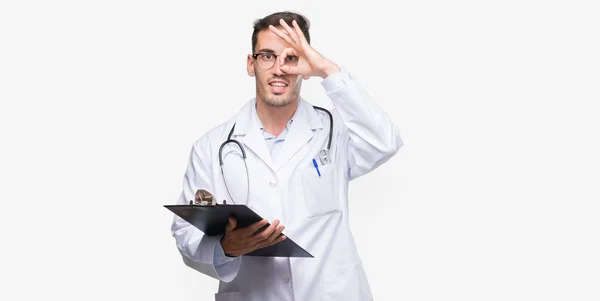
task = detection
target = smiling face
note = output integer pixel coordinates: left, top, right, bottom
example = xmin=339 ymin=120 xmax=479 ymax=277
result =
xmin=247 ymin=29 xmax=302 ymax=107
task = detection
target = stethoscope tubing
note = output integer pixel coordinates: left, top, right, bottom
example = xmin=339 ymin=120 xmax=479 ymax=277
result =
xmin=218 ymin=106 xmax=333 ymax=204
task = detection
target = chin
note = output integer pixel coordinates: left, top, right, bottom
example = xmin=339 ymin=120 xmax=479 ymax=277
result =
xmin=261 ymin=91 xmax=295 ymax=107
xmin=264 ymin=96 xmax=292 ymax=107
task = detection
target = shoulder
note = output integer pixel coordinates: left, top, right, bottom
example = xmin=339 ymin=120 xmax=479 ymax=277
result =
xmin=314 ymin=105 xmax=345 ymax=132
xmin=190 ymin=117 xmax=235 ymax=156
xmin=301 ymin=98 xmax=345 ymax=132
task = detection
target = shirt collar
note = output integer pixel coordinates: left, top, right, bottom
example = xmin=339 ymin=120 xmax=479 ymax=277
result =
xmin=254 ymin=99 xmax=301 ymax=133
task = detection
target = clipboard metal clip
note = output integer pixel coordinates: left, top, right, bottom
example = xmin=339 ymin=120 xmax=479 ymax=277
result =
xmin=190 ymin=189 xmax=218 ymax=206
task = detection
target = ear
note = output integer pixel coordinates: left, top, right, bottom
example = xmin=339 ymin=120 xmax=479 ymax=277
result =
xmin=247 ymin=54 xmax=255 ymax=77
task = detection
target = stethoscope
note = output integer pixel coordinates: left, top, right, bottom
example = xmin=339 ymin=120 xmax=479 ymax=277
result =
xmin=218 ymin=106 xmax=333 ymax=204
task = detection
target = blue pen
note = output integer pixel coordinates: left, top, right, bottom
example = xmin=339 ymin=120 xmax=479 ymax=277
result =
xmin=312 ymin=158 xmax=321 ymax=177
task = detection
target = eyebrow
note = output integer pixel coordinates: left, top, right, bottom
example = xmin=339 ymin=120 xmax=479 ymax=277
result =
xmin=255 ymin=48 xmax=275 ymax=54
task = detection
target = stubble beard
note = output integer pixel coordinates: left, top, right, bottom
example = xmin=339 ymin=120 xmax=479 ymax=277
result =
xmin=257 ymin=77 xmax=302 ymax=108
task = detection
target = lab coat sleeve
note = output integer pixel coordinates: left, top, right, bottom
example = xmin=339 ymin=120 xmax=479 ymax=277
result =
xmin=214 ymin=235 xmax=238 ymax=265
xmin=170 ymin=139 xmax=241 ymax=282
xmin=321 ymin=67 xmax=403 ymax=180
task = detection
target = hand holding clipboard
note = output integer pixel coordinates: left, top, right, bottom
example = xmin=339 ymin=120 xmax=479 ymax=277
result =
xmin=165 ymin=189 xmax=313 ymax=258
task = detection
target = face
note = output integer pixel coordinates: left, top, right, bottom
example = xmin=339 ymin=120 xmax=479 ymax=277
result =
xmin=247 ymin=29 xmax=302 ymax=107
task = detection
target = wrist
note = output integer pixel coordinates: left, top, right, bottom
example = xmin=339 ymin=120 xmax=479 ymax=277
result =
xmin=319 ymin=61 xmax=340 ymax=78
xmin=220 ymin=236 xmax=237 ymax=258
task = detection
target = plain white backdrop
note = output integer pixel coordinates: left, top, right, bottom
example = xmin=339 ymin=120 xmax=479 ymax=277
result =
xmin=1 ymin=0 xmax=599 ymax=300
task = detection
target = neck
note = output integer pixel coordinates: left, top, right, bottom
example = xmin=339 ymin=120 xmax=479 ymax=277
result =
xmin=256 ymin=99 xmax=298 ymax=136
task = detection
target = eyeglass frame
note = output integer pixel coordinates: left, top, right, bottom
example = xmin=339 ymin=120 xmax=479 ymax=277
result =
xmin=251 ymin=52 xmax=299 ymax=69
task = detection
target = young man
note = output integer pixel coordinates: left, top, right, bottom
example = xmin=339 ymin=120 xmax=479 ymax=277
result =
xmin=170 ymin=11 xmax=403 ymax=301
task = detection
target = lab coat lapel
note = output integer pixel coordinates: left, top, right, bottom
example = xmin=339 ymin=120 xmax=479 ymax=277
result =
xmin=231 ymin=100 xmax=274 ymax=170
xmin=273 ymin=99 xmax=323 ymax=172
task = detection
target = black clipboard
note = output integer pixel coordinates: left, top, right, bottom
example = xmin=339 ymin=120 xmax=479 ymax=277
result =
xmin=165 ymin=204 xmax=313 ymax=258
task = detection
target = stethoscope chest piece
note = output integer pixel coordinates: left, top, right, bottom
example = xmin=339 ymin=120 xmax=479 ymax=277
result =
xmin=319 ymin=149 xmax=331 ymax=165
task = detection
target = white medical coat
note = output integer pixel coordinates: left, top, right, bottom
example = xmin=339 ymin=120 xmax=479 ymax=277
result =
xmin=171 ymin=68 xmax=403 ymax=301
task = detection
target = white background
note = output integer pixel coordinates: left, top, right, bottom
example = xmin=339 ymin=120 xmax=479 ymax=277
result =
xmin=1 ymin=0 xmax=599 ymax=300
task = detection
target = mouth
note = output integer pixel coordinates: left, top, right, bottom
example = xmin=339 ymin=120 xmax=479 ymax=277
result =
xmin=269 ymin=80 xmax=288 ymax=87
xmin=268 ymin=80 xmax=289 ymax=94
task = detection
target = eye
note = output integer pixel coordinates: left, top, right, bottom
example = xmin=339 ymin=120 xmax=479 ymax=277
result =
xmin=261 ymin=53 xmax=274 ymax=60
xmin=285 ymin=55 xmax=298 ymax=62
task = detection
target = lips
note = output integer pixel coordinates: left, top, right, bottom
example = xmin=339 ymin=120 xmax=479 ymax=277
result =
xmin=268 ymin=80 xmax=288 ymax=87
xmin=268 ymin=80 xmax=288 ymax=94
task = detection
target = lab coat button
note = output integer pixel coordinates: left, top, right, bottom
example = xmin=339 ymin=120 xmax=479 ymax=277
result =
xmin=283 ymin=276 xmax=290 ymax=283
xmin=269 ymin=180 xmax=277 ymax=187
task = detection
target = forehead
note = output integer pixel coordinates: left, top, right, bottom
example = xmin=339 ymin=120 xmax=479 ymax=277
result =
xmin=255 ymin=28 xmax=292 ymax=53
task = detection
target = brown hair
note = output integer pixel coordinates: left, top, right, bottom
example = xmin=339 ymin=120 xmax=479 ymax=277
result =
xmin=251 ymin=11 xmax=311 ymax=53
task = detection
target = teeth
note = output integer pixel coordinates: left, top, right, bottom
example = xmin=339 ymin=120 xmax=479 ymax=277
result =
xmin=270 ymin=82 xmax=287 ymax=87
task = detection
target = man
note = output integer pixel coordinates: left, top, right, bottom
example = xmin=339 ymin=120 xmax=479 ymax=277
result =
xmin=170 ymin=11 xmax=403 ymax=301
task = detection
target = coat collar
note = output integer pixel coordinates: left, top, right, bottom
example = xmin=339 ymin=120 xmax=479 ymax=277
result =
xmin=230 ymin=97 xmax=324 ymax=172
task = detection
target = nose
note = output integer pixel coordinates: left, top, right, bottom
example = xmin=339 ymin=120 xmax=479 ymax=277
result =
xmin=271 ymin=58 xmax=286 ymax=76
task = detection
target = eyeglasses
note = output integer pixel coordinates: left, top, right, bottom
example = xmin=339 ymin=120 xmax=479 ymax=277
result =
xmin=252 ymin=52 xmax=299 ymax=70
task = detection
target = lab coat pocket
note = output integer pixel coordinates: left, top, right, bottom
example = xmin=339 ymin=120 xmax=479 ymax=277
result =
xmin=323 ymin=263 xmax=372 ymax=301
xmin=214 ymin=291 xmax=242 ymax=301
xmin=301 ymin=163 xmax=339 ymax=218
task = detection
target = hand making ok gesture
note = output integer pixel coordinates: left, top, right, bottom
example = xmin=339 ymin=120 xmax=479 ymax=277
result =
xmin=269 ymin=19 xmax=341 ymax=79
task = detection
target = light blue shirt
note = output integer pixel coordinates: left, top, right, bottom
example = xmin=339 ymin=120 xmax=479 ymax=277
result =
xmin=257 ymin=106 xmax=297 ymax=162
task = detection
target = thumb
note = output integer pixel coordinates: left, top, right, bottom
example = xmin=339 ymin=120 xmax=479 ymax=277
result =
xmin=225 ymin=217 xmax=237 ymax=232
xmin=280 ymin=65 xmax=300 ymax=76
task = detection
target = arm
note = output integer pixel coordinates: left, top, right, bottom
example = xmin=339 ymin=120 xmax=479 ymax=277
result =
xmin=322 ymin=68 xmax=403 ymax=180
xmin=268 ymin=19 xmax=403 ymax=180
xmin=170 ymin=139 xmax=241 ymax=282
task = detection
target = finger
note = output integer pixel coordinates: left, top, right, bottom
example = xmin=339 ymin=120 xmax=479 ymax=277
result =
xmin=245 ymin=219 xmax=269 ymax=236
xmin=279 ymin=18 xmax=299 ymax=45
xmin=258 ymin=234 xmax=287 ymax=249
xmin=225 ymin=217 xmax=237 ymax=232
xmin=278 ymin=48 xmax=298 ymax=67
xmin=280 ymin=64 xmax=299 ymax=75
xmin=264 ymin=220 xmax=285 ymax=243
xmin=252 ymin=219 xmax=279 ymax=243
xmin=265 ymin=224 xmax=285 ymax=244
xmin=268 ymin=25 xmax=294 ymax=46
xmin=292 ymin=20 xmax=309 ymax=46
